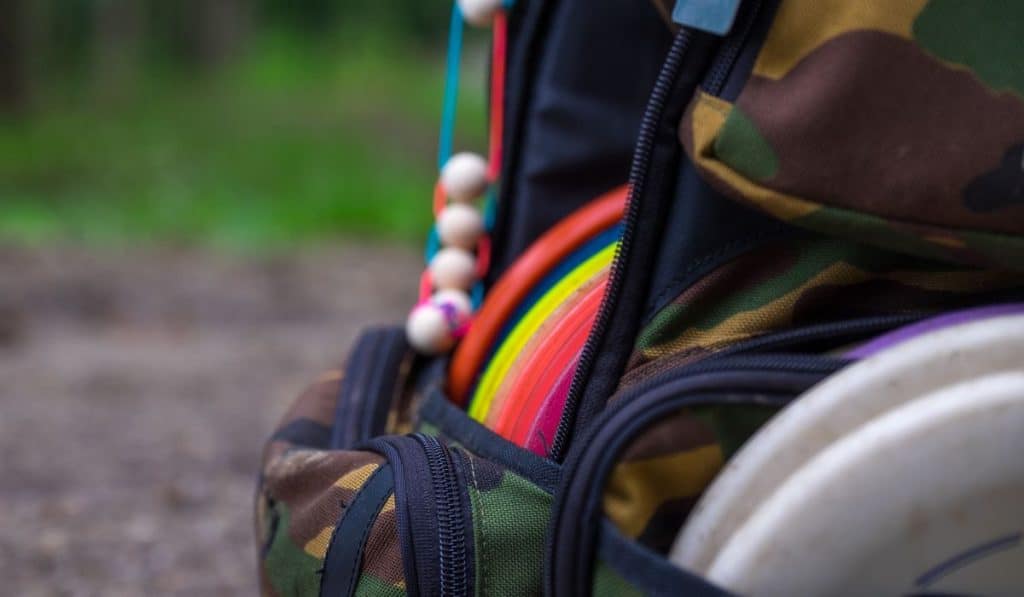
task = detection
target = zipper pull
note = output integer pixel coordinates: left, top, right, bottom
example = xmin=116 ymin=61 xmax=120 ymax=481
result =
xmin=672 ymin=0 xmax=744 ymax=35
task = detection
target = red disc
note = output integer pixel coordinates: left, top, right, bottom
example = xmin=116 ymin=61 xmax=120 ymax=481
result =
xmin=501 ymin=275 xmax=607 ymax=444
xmin=488 ymin=271 xmax=607 ymax=435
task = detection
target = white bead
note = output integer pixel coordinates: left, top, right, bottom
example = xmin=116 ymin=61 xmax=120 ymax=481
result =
xmin=437 ymin=203 xmax=485 ymax=250
xmin=406 ymin=303 xmax=455 ymax=354
xmin=431 ymin=289 xmax=473 ymax=318
xmin=429 ymin=247 xmax=478 ymax=290
xmin=440 ymin=152 xmax=489 ymax=202
xmin=457 ymin=0 xmax=503 ymax=27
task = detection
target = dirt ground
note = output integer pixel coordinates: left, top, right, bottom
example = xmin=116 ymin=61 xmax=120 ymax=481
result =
xmin=0 ymin=243 xmax=421 ymax=596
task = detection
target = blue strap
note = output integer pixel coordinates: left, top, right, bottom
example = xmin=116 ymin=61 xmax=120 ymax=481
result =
xmin=438 ymin=4 xmax=464 ymax=170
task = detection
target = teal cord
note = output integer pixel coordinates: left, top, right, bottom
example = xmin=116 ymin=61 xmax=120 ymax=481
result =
xmin=438 ymin=4 xmax=464 ymax=170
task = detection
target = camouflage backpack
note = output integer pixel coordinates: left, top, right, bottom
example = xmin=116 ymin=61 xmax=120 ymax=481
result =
xmin=256 ymin=1 xmax=1024 ymax=595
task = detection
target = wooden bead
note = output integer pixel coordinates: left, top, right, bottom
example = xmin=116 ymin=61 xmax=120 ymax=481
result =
xmin=432 ymin=289 xmax=473 ymax=319
xmin=429 ymin=247 xmax=477 ymax=290
xmin=437 ymin=203 xmax=485 ymax=250
xmin=406 ymin=303 xmax=455 ymax=354
xmin=457 ymin=0 xmax=503 ymax=27
xmin=405 ymin=290 xmax=473 ymax=354
xmin=440 ymin=152 xmax=488 ymax=202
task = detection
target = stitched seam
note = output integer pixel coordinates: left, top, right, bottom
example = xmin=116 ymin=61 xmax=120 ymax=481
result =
xmin=466 ymin=454 xmax=488 ymax=596
xmin=645 ymin=226 xmax=785 ymax=324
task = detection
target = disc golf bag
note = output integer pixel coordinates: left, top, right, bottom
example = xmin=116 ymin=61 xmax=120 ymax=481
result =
xmin=256 ymin=0 xmax=673 ymax=594
xmin=547 ymin=1 xmax=1024 ymax=595
xmin=256 ymin=1 xmax=1024 ymax=595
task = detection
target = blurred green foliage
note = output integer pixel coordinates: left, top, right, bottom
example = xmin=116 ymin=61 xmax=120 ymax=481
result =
xmin=0 ymin=1 xmax=487 ymax=249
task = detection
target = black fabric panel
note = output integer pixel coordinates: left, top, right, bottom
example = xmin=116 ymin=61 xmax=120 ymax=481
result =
xmin=488 ymin=0 xmax=673 ymax=283
xmin=566 ymin=30 xmax=723 ymax=452
xmin=599 ymin=519 xmax=736 ymax=597
xmin=641 ymin=159 xmax=786 ymax=324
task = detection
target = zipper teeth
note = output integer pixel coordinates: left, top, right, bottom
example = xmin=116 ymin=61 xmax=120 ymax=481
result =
xmin=417 ymin=434 xmax=467 ymax=597
xmin=703 ymin=0 xmax=763 ymax=94
xmin=551 ymin=29 xmax=694 ymax=461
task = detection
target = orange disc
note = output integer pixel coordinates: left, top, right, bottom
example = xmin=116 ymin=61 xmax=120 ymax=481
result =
xmin=447 ymin=186 xmax=627 ymax=404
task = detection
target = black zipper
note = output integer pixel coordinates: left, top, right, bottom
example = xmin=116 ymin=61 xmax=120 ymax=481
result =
xmin=366 ymin=434 xmax=473 ymax=597
xmin=550 ymin=0 xmax=823 ymax=462
xmin=702 ymin=0 xmax=764 ymax=95
xmin=550 ymin=28 xmax=698 ymax=461
xmin=414 ymin=434 xmax=470 ymax=597
xmin=547 ymin=355 xmax=845 ymax=596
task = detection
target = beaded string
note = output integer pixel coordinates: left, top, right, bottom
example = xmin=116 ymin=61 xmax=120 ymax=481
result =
xmin=407 ymin=0 xmax=511 ymax=355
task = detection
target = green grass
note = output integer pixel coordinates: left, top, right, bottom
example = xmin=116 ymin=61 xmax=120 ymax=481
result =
xmin=0 ymin=33 xmax=488 ymax=250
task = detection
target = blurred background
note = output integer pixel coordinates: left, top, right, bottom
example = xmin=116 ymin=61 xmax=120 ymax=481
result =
xmin=0 ymin=1 xmax=486 ymax=594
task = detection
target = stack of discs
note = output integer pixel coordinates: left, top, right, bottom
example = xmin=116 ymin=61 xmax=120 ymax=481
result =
xmin=470 ymin=231 xmax=616 ymax=445
xmin=671 ymin=307 xmax=1024 ymax=596
xmin=448 ymin=187 xmax=628 ymax=452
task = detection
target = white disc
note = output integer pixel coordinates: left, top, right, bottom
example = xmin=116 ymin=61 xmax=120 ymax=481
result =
xmin=671 ymin=314 xmax=1024 ymax=573
xmin=456 ymin=0 xmax=503 ymax=27
xmin=440 ymin=152 xmax=488 ymax=202
xmin=429 ymin=247 xmax=477 ymax=291
xmin=437 ymin=204 xmax=485 ymax=250
xmin=706 ymin=372 xmax=1024 ymax=597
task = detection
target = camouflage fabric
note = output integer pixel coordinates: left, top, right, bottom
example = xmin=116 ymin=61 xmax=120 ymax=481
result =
xmin=602 ymin=403 xmax=778 ymax=552
xmin=458 ymin=451 xmax=551 ymax=596
xmin=593 ymin=560 xmax=645 ymax=597
xmin=256 ymin=370 xmax=409 ymax=597
xmin=621 ymin=234 xmax=1024 ymax=385
xmin=681 ymin=0 xmax=1024 ymax=270
xmin=603 ymin=233 xmax=1024 ymax=545
xmin=257 ymin=357 xmax=554 ymax=596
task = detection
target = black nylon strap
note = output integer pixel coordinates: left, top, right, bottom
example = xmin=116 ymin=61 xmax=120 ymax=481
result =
xmin=320 ymin=464 xmax=395 ymax=597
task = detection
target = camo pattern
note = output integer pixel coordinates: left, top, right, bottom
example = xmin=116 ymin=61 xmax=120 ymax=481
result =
xmin=602 ymin=403 xmax=779 ymax=552
xmin=604 ymin=234 xmax=1024 ymax=545
xmin=681 ymin=0 xmax=1024 ymax=270
xmin=622 ymin=234 xmax=1024 ymax=384
xmin=257 ymin=355 xmax=555 ymax=596
xmin=593 ymin=560 xmax=644 ymax=597
xmin=458 ymin=451 xmax=552 ymax=596
xmin=256 ymin=370 xmax=409 ymax=597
